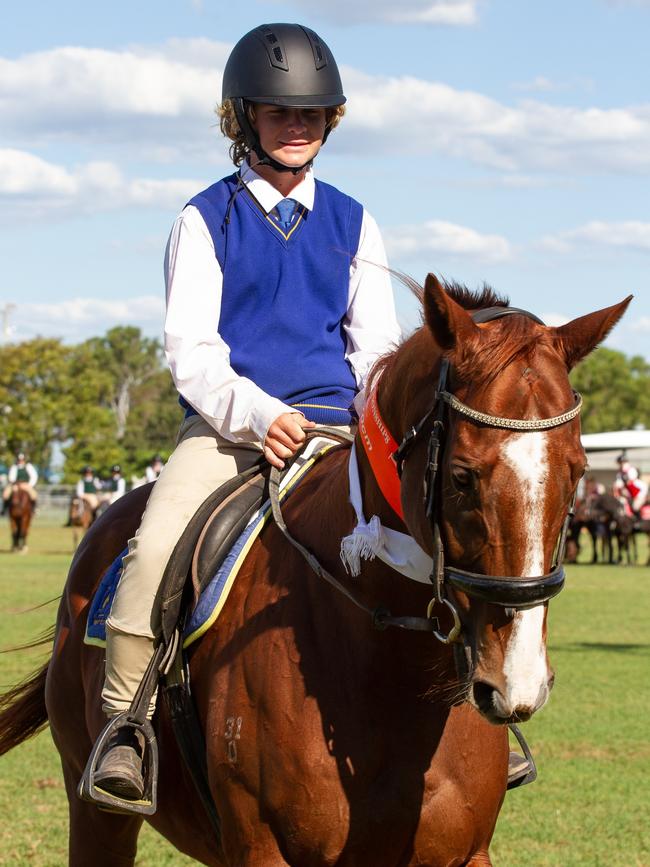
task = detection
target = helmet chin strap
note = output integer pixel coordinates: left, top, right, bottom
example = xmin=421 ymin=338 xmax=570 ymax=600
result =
xmin=233 ymin=97 xmax=321 ymax=175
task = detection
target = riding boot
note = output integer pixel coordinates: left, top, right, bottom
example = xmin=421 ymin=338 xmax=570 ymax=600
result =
xmin=1 ymin=500 xmax=6 ymax=516
xmin=94 ymin=728 xmax=145 ymax=800
xmin=507 ymin=751 xmax=532 ymax=787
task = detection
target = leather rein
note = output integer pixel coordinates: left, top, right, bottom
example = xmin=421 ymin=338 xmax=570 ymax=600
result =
xmin=270 ymin=307 xmax=582 ymax=644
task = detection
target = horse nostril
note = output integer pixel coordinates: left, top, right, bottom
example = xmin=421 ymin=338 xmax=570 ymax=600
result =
xmin=473 ymin=681 xmax=496 ymax=715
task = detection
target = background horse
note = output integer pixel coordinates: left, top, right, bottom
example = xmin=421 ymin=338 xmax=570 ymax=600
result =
xmin=0 ymin=278 xmax=630 ymax=866
xmin=68 ymin=496 xmax=96 ymax=550
xmin=7 ymin=486 xmax=33 ymax=553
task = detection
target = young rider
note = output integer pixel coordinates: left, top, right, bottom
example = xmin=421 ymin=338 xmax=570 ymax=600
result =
xmin=614 ymin=453 xmax=648 ymax=516
xmin=93 ymin=23 xmax=401 ymax=802
xmin=144 ymin=455 xmax=164 ymax=484
xmin=2 ymin=452 xmax=38 ymax=515
xmin=75 ymin=465 xmax=102 ymax=513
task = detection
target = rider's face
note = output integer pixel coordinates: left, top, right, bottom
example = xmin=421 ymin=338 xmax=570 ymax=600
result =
xmin=252 ymin=104 xmax=327 ymax=169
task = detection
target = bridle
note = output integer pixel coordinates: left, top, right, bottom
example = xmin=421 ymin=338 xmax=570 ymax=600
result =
xmin=392 ymin=307 xmax=582 ymax=642
xmin=269 ymin=306 xmax=582 ymax=644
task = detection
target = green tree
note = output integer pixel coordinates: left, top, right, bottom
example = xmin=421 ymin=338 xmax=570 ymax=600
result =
xmin=570 ymin=348 xmax=650 ymax=433
xmin=62 ymin=327 xmax=179 ymax=480
xmin=0 ymin=339 xmax=74 ymax=473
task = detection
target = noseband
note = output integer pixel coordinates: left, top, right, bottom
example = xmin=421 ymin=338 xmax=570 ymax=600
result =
xmin=393 ymin=307 xmax=581 ymax=642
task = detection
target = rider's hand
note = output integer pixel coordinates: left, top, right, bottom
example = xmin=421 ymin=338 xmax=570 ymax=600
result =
xmin=263 ymin=413 xmax=316 ymax=469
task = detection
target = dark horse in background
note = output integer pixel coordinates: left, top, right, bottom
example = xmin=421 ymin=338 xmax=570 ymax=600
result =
xmin=0 ymin=279 xmax=630 ymax=866
xmin=567 ymin=493 xmax=636 ymax=565
xmin=7 ymin=486 xmax=33 ymax=552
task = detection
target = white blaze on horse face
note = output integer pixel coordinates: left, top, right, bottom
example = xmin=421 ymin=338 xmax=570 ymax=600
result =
xmin=499 ymin=432 xmax=550 ymax=712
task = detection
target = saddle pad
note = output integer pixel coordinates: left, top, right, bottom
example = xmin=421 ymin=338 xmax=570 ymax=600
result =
xmin=84 ymin=441 xmax=338 ymax=650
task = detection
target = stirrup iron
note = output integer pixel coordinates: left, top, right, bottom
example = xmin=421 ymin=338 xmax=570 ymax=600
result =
xmin=77 ymin=713 xmax=158 ymax=814
xmin=506 ymin=723 xmax=538 ymax=790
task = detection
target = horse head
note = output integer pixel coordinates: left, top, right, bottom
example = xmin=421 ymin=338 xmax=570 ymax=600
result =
xmin=376 ymin=275 xmax=630 ymax=725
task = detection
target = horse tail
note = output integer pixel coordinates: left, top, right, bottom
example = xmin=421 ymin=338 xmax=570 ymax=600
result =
xmin=0 ymin=632 xmax=52 ymax=756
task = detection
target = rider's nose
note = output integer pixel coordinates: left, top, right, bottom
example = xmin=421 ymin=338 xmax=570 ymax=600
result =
xmin=286 ymin=110 xmax=307 ymax=131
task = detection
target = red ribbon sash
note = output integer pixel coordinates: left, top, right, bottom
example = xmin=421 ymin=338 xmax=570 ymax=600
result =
xmin=358 ymin=389 xmax=403 ymax=519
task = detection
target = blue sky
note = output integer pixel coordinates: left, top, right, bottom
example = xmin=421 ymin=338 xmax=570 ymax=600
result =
xmin=1 ymin=0 xmax=649 ymax=358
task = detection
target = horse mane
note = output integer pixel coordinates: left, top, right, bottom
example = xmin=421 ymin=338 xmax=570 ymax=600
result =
xmin=371 ymin=275 xmax=555 ymax=392
xmin=395 ymin=272 xmax=510 ymax=312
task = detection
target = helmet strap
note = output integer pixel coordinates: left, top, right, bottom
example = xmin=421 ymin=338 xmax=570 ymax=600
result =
xmin=233 ymin=98 xmax=318 ymax=175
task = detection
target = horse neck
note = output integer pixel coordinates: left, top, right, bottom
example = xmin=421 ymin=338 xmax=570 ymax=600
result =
xmin=290 ymin=440 xmax=456 ymax=691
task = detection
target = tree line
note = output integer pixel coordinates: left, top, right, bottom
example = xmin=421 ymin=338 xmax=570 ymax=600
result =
xmin=0 ymin=330 xmax=649 ymax=482
xmin=0 ymin=327 xmax=179 ymax=482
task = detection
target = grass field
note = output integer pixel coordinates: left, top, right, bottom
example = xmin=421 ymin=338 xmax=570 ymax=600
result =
xmin=0 ymin=522 xmax=648 ymax=866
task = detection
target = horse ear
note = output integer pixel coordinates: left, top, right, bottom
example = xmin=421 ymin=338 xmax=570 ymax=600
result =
xmin=551 ymin=296 xmax=633 ymax=370
xmin=423 ymin=273 xmax=480 ymax=353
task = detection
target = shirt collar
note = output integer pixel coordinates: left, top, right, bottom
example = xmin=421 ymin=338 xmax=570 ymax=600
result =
xmin=240 ymin=159 xmax=315 ymax=214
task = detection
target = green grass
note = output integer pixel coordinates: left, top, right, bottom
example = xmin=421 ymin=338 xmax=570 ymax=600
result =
xmin=1 ymin=524 xmax=649 ymax=866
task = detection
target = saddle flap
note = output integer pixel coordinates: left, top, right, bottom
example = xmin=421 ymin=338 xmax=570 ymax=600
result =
xmin=192 ymin=474 xmax=269 ymax=596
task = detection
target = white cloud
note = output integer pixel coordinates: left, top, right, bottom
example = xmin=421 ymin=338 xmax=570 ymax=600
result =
xmin=11 ymin=296 xmax=165 ymax=342
xmin=0 ymin=149 xmax=204 ymax=217
xmin=511 ymin=75 xmax=594 ymax=94
xmin=0 ymin=43 xmax=227 ymax=161
xmin=385 ymin=219 xmax=512 ymax=262
xmin=540 ymin=312 xmax=571 ymax=327
xmin=258 ymin=0 xmax=480 ymax=25
xmin=342 ymin=71 xmax=650 ymax=172
xmin=540 ymin=221 xmax=650 ymax=254
xmin=631 ymin=317 xmax=650 ymax=332
xmin=2 ymin=41 xmax=650 ymax=175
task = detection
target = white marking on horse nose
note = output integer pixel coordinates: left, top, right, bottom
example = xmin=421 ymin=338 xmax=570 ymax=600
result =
xmin=500 ymin=432 xmax=549 ymax=706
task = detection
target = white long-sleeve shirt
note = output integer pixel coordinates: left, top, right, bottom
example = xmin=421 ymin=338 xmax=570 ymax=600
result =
xmin=164 ymin=162 xmax=401 ymax=444
xmin=8 ymin=462 xmax=38 ymax=486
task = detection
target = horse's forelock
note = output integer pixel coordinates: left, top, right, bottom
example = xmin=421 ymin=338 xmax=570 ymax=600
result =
xmin=453 ymin=317 xmax=556 ymax=385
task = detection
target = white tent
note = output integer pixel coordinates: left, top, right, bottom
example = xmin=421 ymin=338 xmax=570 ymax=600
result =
xmin=581 ymin=430 xmax=650 ymax=478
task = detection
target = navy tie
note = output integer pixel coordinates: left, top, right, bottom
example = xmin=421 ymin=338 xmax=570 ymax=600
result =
xmin=273 ymin=198 xmax=297 ymax=233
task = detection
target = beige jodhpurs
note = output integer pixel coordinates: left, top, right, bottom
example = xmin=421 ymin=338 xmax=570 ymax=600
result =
xmin=3 ymin=483 xmax=37 ymax=501
xmin=102 ymin=414 xmax=263 ymax=716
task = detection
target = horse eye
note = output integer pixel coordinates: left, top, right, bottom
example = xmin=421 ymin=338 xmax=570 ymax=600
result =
xmin=451 ymin=465 xmax=475 ymax=491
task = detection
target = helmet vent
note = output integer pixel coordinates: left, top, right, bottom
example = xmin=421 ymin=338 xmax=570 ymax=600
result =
xmin=259 ymin=25 xmax=289 ymax=71
xmin=303 ymin=27 xmax=327 ymax=70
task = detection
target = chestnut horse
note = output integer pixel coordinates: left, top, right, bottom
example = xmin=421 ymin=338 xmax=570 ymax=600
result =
xmin=68 ymin=496 xmax=96 ymax=550
xmin=0 ymin=278 xmax=630 ymax=866
xmin=7 ymin=486 xmax=33 ymax=552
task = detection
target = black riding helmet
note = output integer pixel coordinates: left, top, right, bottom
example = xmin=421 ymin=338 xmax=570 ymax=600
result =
xmin=222 ymin=23 xmax=346 ymax=173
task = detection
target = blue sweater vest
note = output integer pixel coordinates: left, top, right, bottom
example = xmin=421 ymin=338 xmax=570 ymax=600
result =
xmin=183 ymin=174 xmax=364 ymax=427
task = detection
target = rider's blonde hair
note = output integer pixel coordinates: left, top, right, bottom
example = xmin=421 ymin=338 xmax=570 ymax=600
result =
xmin=217 ymin=99 xmax=346 ymax=166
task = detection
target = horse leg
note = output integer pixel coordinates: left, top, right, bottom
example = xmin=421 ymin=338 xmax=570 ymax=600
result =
xmin=466 ymin=853 xmax=493 ymax=866
xmin=62 ymin=763 xmax=143 ymax=867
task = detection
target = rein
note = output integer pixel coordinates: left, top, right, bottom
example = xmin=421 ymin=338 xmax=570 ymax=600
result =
xmin=269 ymin=429 xmax=440 ymax=634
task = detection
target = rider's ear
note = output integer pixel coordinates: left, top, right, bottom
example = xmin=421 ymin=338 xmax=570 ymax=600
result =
xmin=551 ymin=296 xmax=633 ymax=370
xmin=423 ymin=273 xmax=481 ymax=355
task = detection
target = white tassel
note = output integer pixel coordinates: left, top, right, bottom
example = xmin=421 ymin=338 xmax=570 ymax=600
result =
xmin=340 ymin=515 xmax=383 ymax=576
